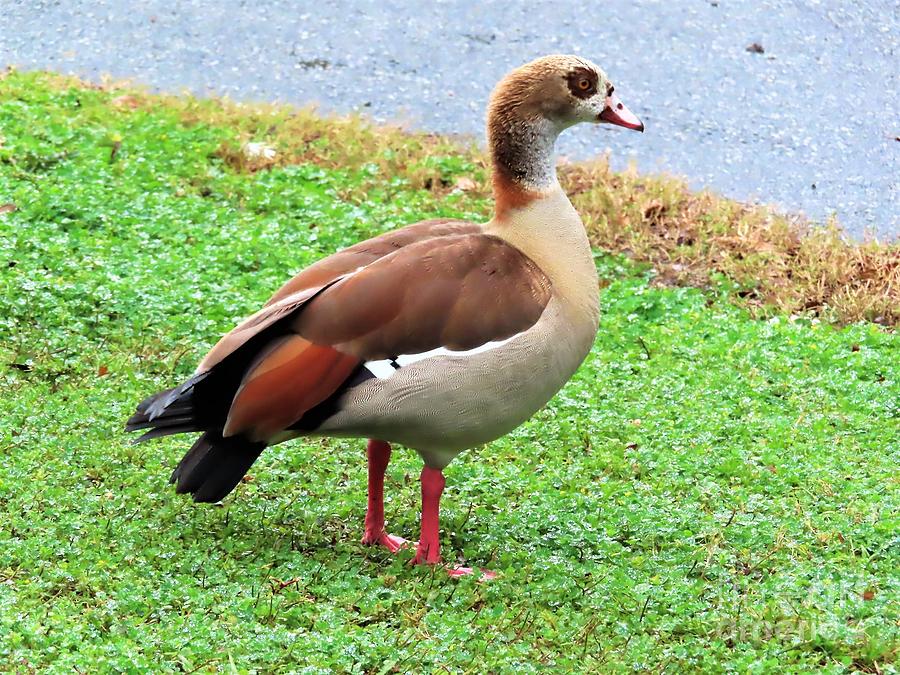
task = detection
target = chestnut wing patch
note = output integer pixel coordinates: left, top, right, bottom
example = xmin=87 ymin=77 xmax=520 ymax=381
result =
xmin=223 ymin=335 xmax=359 ymax=441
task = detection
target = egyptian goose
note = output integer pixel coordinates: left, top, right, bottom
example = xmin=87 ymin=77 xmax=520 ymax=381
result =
xmin=127 ymin=55 xmax=643 ymax=577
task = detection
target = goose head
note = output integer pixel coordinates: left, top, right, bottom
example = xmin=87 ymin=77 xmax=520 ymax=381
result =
xmin=487 ymin=55 xmax=643 ymax=207
xmin=488 ymin=54 xmax=644 ymax=138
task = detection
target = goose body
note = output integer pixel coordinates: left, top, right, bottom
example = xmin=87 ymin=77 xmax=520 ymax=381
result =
xmin=127 ymin=55 xmax=643 ymax=575
xmin=290 ymin=188 xmax=600 ymax=468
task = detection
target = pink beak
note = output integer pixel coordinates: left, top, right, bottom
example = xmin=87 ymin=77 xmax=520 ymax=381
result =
xmin=599 ymin=93 xmax=644 ymax=132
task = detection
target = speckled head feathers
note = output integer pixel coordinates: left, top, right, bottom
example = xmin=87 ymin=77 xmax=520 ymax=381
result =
xmin=487 ymin=55 xmax=613 ymax=133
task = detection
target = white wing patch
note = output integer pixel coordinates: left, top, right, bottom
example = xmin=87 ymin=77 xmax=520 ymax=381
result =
xmin=364 ymin=334 xmax=521 ymax=380
xmin=364 ymin=359 xmax=397 ymax=379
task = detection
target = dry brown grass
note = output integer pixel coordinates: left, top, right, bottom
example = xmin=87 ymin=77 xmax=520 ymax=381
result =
xmin=33 ymin=70 xmax=900 ymax=326
xmin=562 ymin=161 xmax=899 ymax=326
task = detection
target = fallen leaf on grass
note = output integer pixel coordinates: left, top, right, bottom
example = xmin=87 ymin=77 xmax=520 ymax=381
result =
xmin=0 ymin=203 xmax=16 ymax=214
xmin=111 ymin=94 xmax=141 ymax=110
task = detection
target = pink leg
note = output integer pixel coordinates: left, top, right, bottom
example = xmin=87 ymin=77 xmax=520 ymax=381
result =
xmin=361 ymin=439 xmax=409 ymax=553
xmin=412 ymin=467 xmax=445 ymax=565
xmin=412 ymin=466 xmax=496 ymax=580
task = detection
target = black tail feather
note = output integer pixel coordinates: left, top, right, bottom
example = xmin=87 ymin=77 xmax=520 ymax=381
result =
xmin=128 ymin=414 xmax=197 ymax=432
xmin=145 ymin=372 xmax=207 ymax=420
xmin=125 ymin=372 xmax=209 ymax=442
xmin=170 ymin=432 xmax=265 ymax=503
xmin=134 ymin=424 xmax=202 ymax=443
xmin=170 ymin=434 xmax=213 ymax=488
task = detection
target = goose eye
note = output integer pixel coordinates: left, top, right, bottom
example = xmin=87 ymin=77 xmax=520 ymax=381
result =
xmin=577 ymin=78 xmax=591 ymax=91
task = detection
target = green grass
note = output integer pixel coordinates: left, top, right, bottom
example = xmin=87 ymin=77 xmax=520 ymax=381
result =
xmin=1 ymin=71 xmax=897 ymax=673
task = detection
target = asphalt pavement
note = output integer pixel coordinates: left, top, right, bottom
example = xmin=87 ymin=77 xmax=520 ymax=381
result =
xmin=1 ymin=0 xmax=897 ymax=239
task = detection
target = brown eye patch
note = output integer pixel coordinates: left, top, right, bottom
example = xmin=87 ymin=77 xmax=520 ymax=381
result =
xmin=565 ymin=67 xmax=598 ymax=99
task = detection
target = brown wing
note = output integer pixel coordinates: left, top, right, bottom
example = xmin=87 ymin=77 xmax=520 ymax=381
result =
xmin=220 ymin=233 xmax=552 ymax=442
xmin=292 ymin=233 xmax=552 ymax=359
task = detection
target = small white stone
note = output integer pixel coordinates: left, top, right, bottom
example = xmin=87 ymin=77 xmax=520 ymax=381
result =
xmin=243 ymin=142 xmax=277 ymax=161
